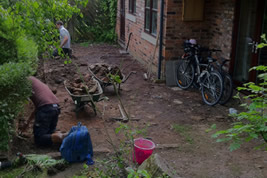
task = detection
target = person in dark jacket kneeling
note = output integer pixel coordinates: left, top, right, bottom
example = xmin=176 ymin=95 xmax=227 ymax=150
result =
xmin=23 ymin=76 xmax=67 ymax=146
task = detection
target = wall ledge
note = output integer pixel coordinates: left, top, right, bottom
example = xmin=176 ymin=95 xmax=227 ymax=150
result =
xmin=126 ymin=13 xmax=136 ymax=22
xmin=141 ymin=32 xmax=157 ymax=45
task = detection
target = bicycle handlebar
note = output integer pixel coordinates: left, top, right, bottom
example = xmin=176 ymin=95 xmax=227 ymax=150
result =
xmin=183 ymin=42 xmax=222 ymax=56
xmin=221 ymin=58 xmax=230 ymax=66
xmin=200 ymin=48 xmax=222 ymax=52
xmin=210 ymin=49 xmax=222 ymax=52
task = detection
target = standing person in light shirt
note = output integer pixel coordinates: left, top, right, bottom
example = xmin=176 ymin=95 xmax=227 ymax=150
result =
xmin=53 ymin=20 xmax=72 ymax=58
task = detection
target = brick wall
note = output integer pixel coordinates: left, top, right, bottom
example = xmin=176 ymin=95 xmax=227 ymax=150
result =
xmin=116 ymin=0 xmax=235 ymax=75
xmin=206 ymin=0 xmax=235 ymax=60
xmin=165 ymin=0 xmax=210 ymax=60
xmin=116 ymin=0 xmax=163 ymax=72
xmin=165 ymin=0 xmax=235 ymax=61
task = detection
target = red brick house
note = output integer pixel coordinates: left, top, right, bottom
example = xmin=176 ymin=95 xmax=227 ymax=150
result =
xmin=116 ymin=0 xmax=267 ymax=85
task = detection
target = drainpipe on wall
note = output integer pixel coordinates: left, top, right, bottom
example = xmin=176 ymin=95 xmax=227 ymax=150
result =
xmin=158 ymin=0 xmax=164 ymax=79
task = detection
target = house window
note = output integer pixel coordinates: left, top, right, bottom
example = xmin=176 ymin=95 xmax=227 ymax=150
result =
xmin=129 ymin=0 xmax=136 ymax=14
xmin=145 ymin=0 xmax=158 ymax=36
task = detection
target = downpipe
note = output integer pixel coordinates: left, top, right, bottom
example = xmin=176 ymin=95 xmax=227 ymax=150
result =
xmin=158 ymin=0 xmax=164 ymax=79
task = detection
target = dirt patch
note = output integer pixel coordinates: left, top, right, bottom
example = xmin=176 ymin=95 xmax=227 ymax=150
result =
xmin=8 ymin=43 xmax=267 ymax=177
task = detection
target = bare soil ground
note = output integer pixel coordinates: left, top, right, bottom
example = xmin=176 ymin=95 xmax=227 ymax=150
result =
xmin=10 ymin=43 xmax=267 ymax=177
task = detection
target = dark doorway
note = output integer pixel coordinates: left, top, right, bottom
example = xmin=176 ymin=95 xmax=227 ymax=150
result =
xmin=231 ymin=0 xmax=267 ymax=83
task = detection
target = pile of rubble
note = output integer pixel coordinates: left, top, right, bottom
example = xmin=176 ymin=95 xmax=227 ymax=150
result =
xmin=89 ymin=63 xmax=123 ymax=83
xmin=65 ymin=75 xmax=98 ymax=95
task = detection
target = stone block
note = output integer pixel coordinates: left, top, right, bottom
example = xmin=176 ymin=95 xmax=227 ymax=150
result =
xmin=138 ymin=154 xmax=181 ymax=178
xmin=165 ymin=60 xmax=179 ymax=86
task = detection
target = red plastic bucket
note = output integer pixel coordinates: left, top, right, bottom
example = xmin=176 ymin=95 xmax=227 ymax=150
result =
xmin=133 ymin=138 xmax=155 ymax=165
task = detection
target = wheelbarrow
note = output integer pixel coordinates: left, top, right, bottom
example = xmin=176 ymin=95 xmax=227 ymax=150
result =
xmin=88 ymin=65 xmax=136 ymax=92
xmin=64 ymin=78 xmax=104 ymax=116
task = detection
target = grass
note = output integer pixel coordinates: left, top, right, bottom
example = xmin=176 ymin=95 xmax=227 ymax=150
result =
xmin=171 ymin=124 xmax=194 ymax=144
xmin=0 ymin=155 xmax=68 ymax=178
xmin=0 ymin=167 xmax=25 ymax=178
xmin=0 ymin=166 xmax=47 ymax=178
xmin=79 ymin=41 xmax=91 ymax=47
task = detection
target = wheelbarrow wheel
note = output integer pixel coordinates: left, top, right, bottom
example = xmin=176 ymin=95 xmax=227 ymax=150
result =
xmin=74 ymin=100 xmax=86 ymax=117
xmin=88 ymin=101 xmax=97 ymax=115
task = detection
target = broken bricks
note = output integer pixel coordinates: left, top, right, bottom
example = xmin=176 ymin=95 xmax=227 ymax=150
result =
xmin=65 ymin=77 xmax=98 ymax=95
xmin=89 ymin=63 xmax=123 ymax=81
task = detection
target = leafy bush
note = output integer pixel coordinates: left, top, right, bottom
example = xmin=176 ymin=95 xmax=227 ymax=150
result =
xmin=212 ymin=66 xmax=267 ymax=151
xmin=0 ymin=63 xmax=33 ymax=150
xmin=0 ymin=0 xmax=88 ymax=151
xmin=211 ymin=35 xmax=267 ymax=151
xmin=0 ymin=7 xmax=37 ymax=150
xmin=1 ymin=0 xmax=88 ymax=55
xmin=74 ymin=0 xmax=117 ymax=43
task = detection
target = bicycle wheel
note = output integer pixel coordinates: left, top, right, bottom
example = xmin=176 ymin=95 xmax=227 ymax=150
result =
xmin=175 ymin=60 xmax=195 ymax=89
xmin=219 ymin=73 xmax=233 ymax=105
xmin=201 ymin=71 xmax=223 ymax=106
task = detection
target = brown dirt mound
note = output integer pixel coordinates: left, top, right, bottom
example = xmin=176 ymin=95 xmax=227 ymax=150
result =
xmin=89 ymin=63 xmax=123 ymax=83
xmin=65 ymin=75 xmax=99 ymax=95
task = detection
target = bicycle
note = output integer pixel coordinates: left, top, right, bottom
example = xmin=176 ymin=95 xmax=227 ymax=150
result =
xmin=206 ymin=52 xmax=233 ymax=105
xmin=189 ymin=47 xmax=233 ymax=105
xmin=175 ymin=41 xmax=224 ymax=106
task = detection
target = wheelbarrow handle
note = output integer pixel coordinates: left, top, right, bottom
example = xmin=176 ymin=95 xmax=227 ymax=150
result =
xmin=98 ymin=96 xmax=109 ymax=101
xmin=122 ymin=71 xmax=136 ymax=83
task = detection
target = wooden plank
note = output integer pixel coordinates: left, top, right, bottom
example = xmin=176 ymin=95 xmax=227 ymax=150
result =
xmin=183 ymin=0 xmax=204 ymax=21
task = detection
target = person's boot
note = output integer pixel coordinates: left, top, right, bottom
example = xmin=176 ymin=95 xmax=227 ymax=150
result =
xmin=51 ymin=132 xmax=69 ymax=144
xmin=51 ymin=132 xmax=64 ymax=144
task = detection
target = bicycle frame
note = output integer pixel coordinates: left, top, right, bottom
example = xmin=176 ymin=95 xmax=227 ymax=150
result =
xmin=178 ymin=42 xmax=224 ymax=105
xmin=182 ymin=51 xmax=213 ymax=89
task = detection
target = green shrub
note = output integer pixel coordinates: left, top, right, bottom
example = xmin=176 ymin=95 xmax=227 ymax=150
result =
xmin=0 ymin=62 xmax=33 ymax=150
xmin=2 ymin=0 xmax=88 ymax=55
xmin=0 ymin=7 xmax=37 ymax=151
xmin=212 ymin=66 xmax=267 ymax=151
xmin=0 ymin=0 xmax=88 ymax=151
xmin=211 ymin=35 xmax=267 ymax=151
xmin=75 ymin=0 xmax=117 ymax=43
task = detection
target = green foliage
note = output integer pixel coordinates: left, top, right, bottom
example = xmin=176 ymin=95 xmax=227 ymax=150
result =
xmin=108 ymin=73 xmax=122 ymax=84
xmin=257 ymin=34 xmax=267 ymax=49
xmin=0 ymin=167 xmax=28 ymax=178
xmin=0 ymin=7 xmax=38 ymax=65
xmin=64 ymin=59 xmax=72 ymax=65
xmin=212 ymin=65 xmax=267 ymax=151
xmin=115 ymin=123 xmax=148 ymax=144
xmin=78 ymin=123 xmax=149 ymax=177
xmin=75 ymin=0 xmax=117 ymax=43
xmin=1 ymin=154 xmax=67 ymax=177
xmin=23 ymin=154 xmax=67 ymax=169
xmin=127 ymin=168 xmax=151 ymax=178
xmin=0 ymin=0 xmax=88 ymax=151
xmin=171 ymin=124 xmax=193 ymax=144
xmin=1 ymin=0 xmax=88 ymax=55
xmin=0 ymin=7 xmax=37 ymax=151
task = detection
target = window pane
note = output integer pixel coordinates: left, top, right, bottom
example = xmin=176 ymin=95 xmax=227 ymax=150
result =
xmin=134 ymin=0 xmax=136 ymax=13
xmin=153 ymin=0 xmax=158 ymax=9
xmin=129 ymin=0 xmax=132 ymax=13
xmin=152 ymin=12 xmax=157 ymax=35
xmin=145 ymin=10 xmax=150 ymax=31
xmin=146 ymin=0 xmax=150 ymax=8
